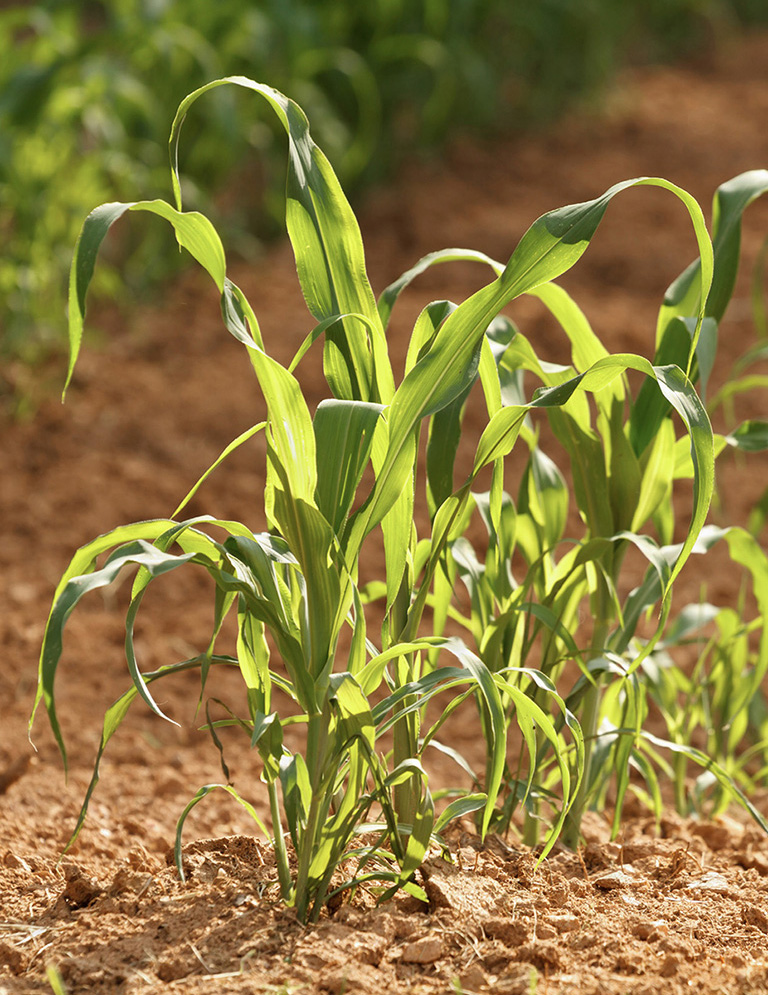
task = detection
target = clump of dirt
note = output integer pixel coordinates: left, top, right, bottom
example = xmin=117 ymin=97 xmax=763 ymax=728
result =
xmin=3 ymin=29 xmax=768 ymax=995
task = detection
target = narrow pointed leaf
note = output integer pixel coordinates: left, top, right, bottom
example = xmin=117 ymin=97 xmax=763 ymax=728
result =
xmin=66 ymin=201 xmax=225 ymax=395
xmin=349 ymin=177 xmax=712 ymax=556
xmin=170 ymin=76 xmax=393 ymax=403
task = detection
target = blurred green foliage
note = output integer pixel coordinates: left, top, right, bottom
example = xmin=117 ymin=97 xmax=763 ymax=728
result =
xmin=2 ymin=0 xmax=766 ymax=399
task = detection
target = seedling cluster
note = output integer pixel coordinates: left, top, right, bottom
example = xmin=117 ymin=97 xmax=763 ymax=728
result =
xmin=33 ymin=79 xmax=768 ymax=922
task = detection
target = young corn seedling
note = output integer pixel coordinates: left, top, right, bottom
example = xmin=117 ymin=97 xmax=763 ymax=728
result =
xmin=636 ymin=524 xmax=768 ymax=818
xmin=30 ymin=77 xmax=744 ymax=915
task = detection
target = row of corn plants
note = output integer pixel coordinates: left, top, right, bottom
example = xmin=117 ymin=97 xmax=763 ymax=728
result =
xmin=431 ymin=172 xmax=768 ymax=846
xmin=32 ymin=79 xmax=768 ymax=922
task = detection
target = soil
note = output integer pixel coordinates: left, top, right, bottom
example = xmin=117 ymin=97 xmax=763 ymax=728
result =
xmin=3 ymin=28 xmax=768 ymax=995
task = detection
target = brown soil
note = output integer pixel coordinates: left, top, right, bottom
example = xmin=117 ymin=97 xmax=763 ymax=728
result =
xmin=3 ymin=29 xmax=768 ymax=995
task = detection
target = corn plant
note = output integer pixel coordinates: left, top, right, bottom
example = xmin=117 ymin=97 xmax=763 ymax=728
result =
xmin=31 ymin=77 xmax=747 ymax=918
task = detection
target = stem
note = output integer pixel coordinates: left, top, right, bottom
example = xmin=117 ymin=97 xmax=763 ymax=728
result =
xmin=562 ymin=673 xmax=602 ymax=849
xmin=390 ymin=571 xmax=420 ymax=829
xmin=268 ymin=778 xmax=293 ymax=903
xmin=522 ymin=802 xmax=540 ymax=847
xmin=392 ymin=667 xmax=420 ymax=830
xmin=520 ymin=616 xmax=564 ymax=846
xmin=673 ymin=745 xmax=688 ymax=815
xmin=562 ymin=572 xmax=611 ymax=850
xmin=294 ymin=707 xmax=330 ymax=923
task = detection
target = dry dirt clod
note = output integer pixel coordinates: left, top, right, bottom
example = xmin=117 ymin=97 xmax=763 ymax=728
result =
xmin=484 ymin=916 xmax=529 ymax=946
xmin=742 ymin=903 xmax=768 ymax=934
xmin=0 ymin=938 xmax=25 ymax=974
xmin=399 ymin=935 xmax=444 ymax=964
xmin=2 ymin=850 xmax=31 ymax=872
xmin=582 ymin=841 xmax=615 ymax=872
xmin=195 ymin=856 xmax=224 ymax=883
xmin=569 ymin=930 xmax=598 ymax=951
xmin=107 ymin=865 xmax=154 ymax=897
xmin=632 ymin=918 xmax=668 ymax=940
xmin=492 ymin=964 xmax=538 ymax=995
xmin=458 ymin=962 xmax=488 ymax=990
xmin=155 ymin=953 xmax=195 ymax=983
xmin=421 ymin=854 xmax=506 ymax=915
xmin=690 ymin=815 xmax=743 ymax=851
xmin=660 ymin=952 xmax=680 ymax=977
xmin=515 ymin=939 xmax=562 ymax=971
xmin=737 ymin=846 xmax=768 ymax=875
xmin=0 ymin=753 xmax=32 ymax=795
xmin=545 ymin=913 xmax=580 ymax=933
xmin=61 ymin=861 xmax=102 ymax=908
xmin=593 ymin=864 xmax=642 ymax=890
xmin=481 ymin=938 xmax=515 ymax=972
xmin=512 ymin=853 xmax=537 ymax=886
xmin=319 ymin=964 xmax=381 ymax=995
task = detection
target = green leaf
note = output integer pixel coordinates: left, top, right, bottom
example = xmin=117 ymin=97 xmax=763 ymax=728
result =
xmin=433 ymin=794 xmax=487 ymax=835
xmin=328 ymin=672 xmax=376 ymax=755
xmin=725 ymin=420 xmax=768 ymax=453
xmin=659 ymin=169 xmax=768 ymax=333
xmin=351 ymin=177 xmax=712 ymax=558
xmin=66 ymin=200 xmax=226 ymax=395
xmin=631 ymin=418 xmax=675 ymax=531
xmin=313 ymin=399 xmax=383 ymax=534
xmin=518 ymin=447 xmax=569 ymax=555
xmin=279 ymin=753 xmax=312 ymax=848
xmin=426 ymin=380 xmax=473 ymax=515
xmin=37 ymin=538 xmax=204 ymax=761
xmin=170 ymin=76 xmax=394 ymax=404
xmin=605 ymin=396 xmax=642 ymax=534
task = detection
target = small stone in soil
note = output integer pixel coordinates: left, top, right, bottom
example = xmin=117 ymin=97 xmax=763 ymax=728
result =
xmin=399 ymin=935 xmax=443 ymax=964
xmin=685 ymin=871 xmax=729 ymax=893
xmin=593 ymin=865 xmax=641 ymax=889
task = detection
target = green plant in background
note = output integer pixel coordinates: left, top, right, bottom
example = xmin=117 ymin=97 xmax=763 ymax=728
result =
xmin=4 ymin=0 xmax=768 ymax=409
xmin=32 ymin=75 xmax=761 ymax=920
